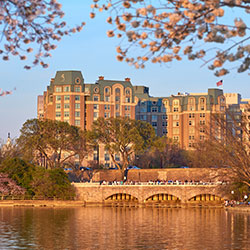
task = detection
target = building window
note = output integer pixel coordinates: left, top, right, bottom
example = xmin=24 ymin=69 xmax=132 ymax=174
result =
xmin=200 ymin=135 xmax=205 ymax=140
xmin=56 ymin=112 xmax=61 ymax=117
xmin=173 ymin=107 xmax=179 ymax=112
xmin=140 ymin=107 xmax=146 ymax=112
xmin=104 ymin=153 xmax=110 ymax=161
xmin=173 ymin=100 xmax=179 ymax=106
xmin=75 ymin=103 xmax=80 ymax=109
xmin=200 ymin=98 xmax=205 ymax=110
xmin=173 ymin=136 xmax=179 ymax=142
xmin=125 ymin=89 xmax=130 ymax=95
xmin=64 ymin=103 xmax=70 ymax=109
xmin=125 ymin=105 xmax=131 ymax=111
xmin=115 ymin=154 xmax=120 ymax=161
xmin=94 ymin=104 xmax=99 ymax=110
xmin=56 ymin=104 xmax=61 ymax=109
xmin=152 ymin=115 xmax=157 ymax=121
xmin=105 ymin=87 xmax=110 ymax=95
xmin=75 ymin=95 xmax=80 ymax=101
xmin=200 ymin=113 xmax=205 ymax=118
xmin=75 ymin=87 xmax=81 ymax=92
xmin=64 ymin=111 xmax=69 ymax=117
xmin=104 ymin=104 xmax=110 ymax=110
xmin=200 ymin=128 xmax=205 ymax=133
xmin=115 ymin=96 xmax=120 ymax=102
xmin=115 ymin=104 xmax=119 ymax=110
xmin=56 ymin=95 xmax=61 ymax=101
xmin=162 ymin=115 xmax=168 ymax=120
xmin=93 ymin=153 xmax=98 ymax=161
xmin=75 ymin=120 xmax=80 ymax=126
xmin=152 ymin=122 xmax=157 ymax=127
xmin=94 ymin=112 xmax=98 ymax=118
xmin=200 ymin=98 xmax=205 ymax=104
xmin=55 ymin=87 xmax=62 ymax=92
xmin=189 ymin=135 xmax=195 ymax=140
xmin=140 ymin=115 xmax=146 ymax=120
xmin=115 ymin=88 xmax=120 ymax=95
xmin=116 ymin=112 xmax=120 ymax=117
xmin=125 ymin=97 xmax=130 ymax=103
xmin=125 ymin=113 xmax=130 ymax=118
xmin=93 ymin=95 xmax=99 ymax=101
xmin=75 ymin=111 xmax=80 ymax=117
xmin=189 ymin=120 xmax=194 ymax=126
xmin=173 ymin=114 xmax=179 ymax=120
xmin=64 ymin=95 xmax=70 ymax=101
xmin=105 ymin=96 xmax=110 ymax=102
xmin=189 ymin=113 xmax=195 ymax=118
xmin=64 ymin=86 xmax=70 ymax=92
xmin=104 ymin=112 xmax=110 ymax=118
xmin=175 ymin=121 xmax=179 ymax=127
xmin=151 ymin=107 xmax=158 ymax=112
xmin=162 ymin=122 xmax=167 ymax=127
xmin=200 ymin=120 xmax=205 ymax=125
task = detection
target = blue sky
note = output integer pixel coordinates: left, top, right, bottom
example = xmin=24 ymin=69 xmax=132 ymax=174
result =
xmin=0 ymin=1 xmax=249 ymax=141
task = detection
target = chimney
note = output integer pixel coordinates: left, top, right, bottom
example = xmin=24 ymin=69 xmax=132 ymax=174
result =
xmin=99 ymin=76 xmax=104 ymax=80
xmin=125 ymin=77 xmax=130 ymax=81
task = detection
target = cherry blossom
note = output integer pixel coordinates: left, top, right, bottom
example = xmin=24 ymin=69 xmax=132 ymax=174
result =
xmin=91 ymin=0 xmax=250 ymax=76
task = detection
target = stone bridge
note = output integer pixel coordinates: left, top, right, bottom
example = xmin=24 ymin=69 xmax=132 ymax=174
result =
xmin=73 ymin=183 xmax=229 ymax=205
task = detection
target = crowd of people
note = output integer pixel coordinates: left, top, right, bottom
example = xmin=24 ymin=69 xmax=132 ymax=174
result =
xmin=95 ymin=180 xmax=229 ymax=186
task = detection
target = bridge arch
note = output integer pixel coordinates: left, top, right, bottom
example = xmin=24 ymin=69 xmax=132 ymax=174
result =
xmin=188 ymin=193 xmax=224 ymax=202
xmin=145 ymin=193 xmax=181 ymax=202
xmin=104 ymin=193 xmax=138 ymax=202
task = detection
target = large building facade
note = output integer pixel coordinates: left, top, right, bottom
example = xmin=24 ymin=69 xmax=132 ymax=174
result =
xmin=39 ymin=70 xmax=238 ymax=166
xmin=41 ymin=71 xmax=137 ymax=131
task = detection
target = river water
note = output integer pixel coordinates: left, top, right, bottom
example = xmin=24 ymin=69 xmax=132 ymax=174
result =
xmin=0 ymin=207 xmax=249 ymax=250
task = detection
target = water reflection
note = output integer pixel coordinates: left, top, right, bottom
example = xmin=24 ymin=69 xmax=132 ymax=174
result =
xmin=0 ymin=207 xmax=249 ymax=250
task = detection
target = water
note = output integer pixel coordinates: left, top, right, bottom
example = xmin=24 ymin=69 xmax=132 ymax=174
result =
xmin=0 ymin=207 xmax=249 ymax=250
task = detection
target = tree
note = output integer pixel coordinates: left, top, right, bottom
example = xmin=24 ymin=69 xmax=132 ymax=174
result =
xmin=0 ymin=157 xmax=37 ymax=195
xmin=0 ymin=157 xmax=75 ymax=199
xmin=17 ymin=119 xmax=91 ymax=169
xmin=91 ymin=117 xmax=156 ymax=180
xmin=151 ymin=136 xmax=188 ymax=168
xmin=0 ymin=0 xmax=85 ymax=69
xmin=189 ymin=108 xmax=250 ymax=187
xmin=91 ymin=0 xmax=250 ymax=76
xmin=0 ymin=173 xmax=25 ymax=196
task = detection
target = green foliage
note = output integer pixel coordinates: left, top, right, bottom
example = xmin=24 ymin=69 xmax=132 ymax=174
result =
xmin=91 ymin=117 xmax=156 ymax=178
xmin=32 ymin=168 xmax=75 ymax=199
xmin=0 ymin=158 xmax=75 ymax=199
xmin=0 ymin=158 xmax=36 ymax=195
xmin=17 ymin=118 xmax=90 ymax=169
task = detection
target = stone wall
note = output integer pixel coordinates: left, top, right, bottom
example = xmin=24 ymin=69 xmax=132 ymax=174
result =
xmin=91 ymin=168 xmax=231 ymax=182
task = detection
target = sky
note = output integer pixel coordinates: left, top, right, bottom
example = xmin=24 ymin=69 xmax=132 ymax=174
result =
xmin=0 ymin=1 xmax=249 ymax=141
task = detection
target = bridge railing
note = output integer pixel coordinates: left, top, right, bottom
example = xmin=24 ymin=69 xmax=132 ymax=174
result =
xmin=73 ymin=181 xmax=229 ymax=186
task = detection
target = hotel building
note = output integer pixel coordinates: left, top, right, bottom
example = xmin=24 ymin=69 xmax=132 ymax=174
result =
xmin=39 ymin=70 xmax=228 ymax=165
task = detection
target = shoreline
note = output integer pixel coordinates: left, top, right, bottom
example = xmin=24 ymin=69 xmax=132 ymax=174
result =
xmin=0 ymin=200 xmax=249 ymax=211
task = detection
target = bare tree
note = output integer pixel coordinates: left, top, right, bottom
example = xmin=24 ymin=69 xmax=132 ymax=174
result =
xmin=91 ymin=0 xmax=250 ymax=76
xmin=190 ymin=107 xmax=250 ymax=187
